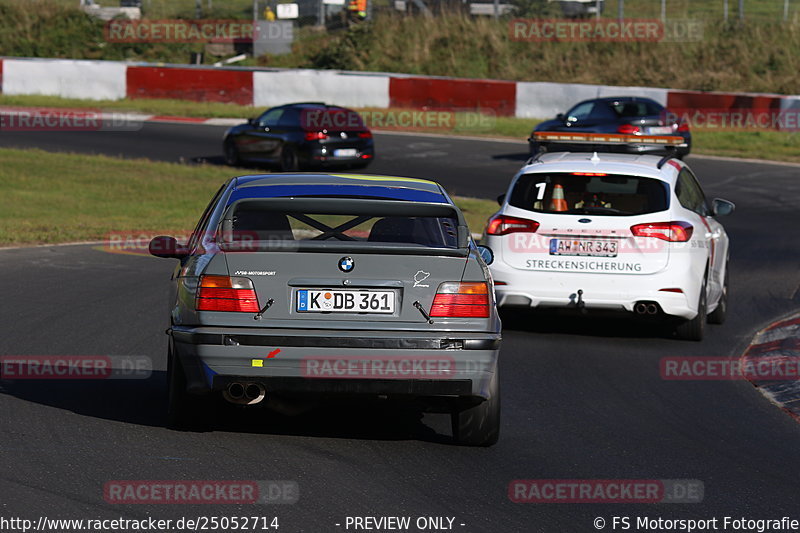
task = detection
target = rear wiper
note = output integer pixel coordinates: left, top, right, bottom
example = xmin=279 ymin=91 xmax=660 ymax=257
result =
xmin=568 ymin=207 xmax=626 ymax=215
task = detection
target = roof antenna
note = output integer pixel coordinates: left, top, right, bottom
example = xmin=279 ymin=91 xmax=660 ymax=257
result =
xmin=590 ymin=152 xmax=601 ymax=164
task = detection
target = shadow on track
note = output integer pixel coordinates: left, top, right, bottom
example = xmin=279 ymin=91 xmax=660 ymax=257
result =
xmin=499 ymin=308 xmax=677 ymax=339
xmin=0 ymin=374 xmax=453 ymax=444
xmin=491 ymin=152 xmax=531 ymax=162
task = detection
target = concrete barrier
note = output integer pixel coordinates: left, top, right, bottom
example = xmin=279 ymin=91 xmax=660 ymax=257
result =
xmin=253 ymin=70 xmax=389 ymax=109
xmin=390 ymin=76 xmax=516 ymax=116
xmin=0 ymin=56 xmax=797 ymax=131
xmin=2 ymin=58 xmax=127 ymax=100
xmin=127 ymin=66 xmax=254 ymax=105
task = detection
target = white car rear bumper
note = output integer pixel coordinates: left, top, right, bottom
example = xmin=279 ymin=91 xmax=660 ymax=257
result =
xmin=491 ymin=262 xmax=700 ymax=320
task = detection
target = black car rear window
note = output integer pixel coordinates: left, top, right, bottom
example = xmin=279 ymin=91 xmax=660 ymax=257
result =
xmin=220 ymin=200 xmax=460 ymax=250
xmin=609 ymin=100 xmax=663 ymax=118
xmin=508 ymin=173 xmax=669 ymax=216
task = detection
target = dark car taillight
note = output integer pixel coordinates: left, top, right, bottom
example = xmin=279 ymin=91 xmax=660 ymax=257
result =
xmin=197 ymin=275 xmax=259 ymax=312
xmin=486 ymin=215 xmax=539 ymax=236
xmin=617 ymin=124 xmax=641 ymax=134
xmin=630 ymin=222 xmax=693 ymax=242
xmin=305 ymin=131 xmax=328 ymax=141
xmin=677 ymin=121 xmax=690 ymax=133
xmin=357 ymin=131 xmax=372 ymax=139
xmin=430 ymin=282 xmax=490 ymax=318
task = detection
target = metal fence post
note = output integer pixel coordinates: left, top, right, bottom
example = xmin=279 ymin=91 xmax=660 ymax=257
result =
xmin=738 ymin=0 xmax=744 ymax=20
xmin=785 ymin=0 xmax=790 ymax=21
xmin=618 ymin=0 xmax=623 ymax=21
xmin=595 ymin=0 xmax=601 ymax=19
xmin=723 ymin=0 xmax=728 ymax=21
xmin=661 ymin=0 xmax=666 ymax=21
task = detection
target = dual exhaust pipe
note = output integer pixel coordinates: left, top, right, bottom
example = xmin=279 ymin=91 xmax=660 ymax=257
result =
xmin=634 ymin=301 xmax=660 ymax=315
xmin=224 ymin=381 xmax=266 ymax=405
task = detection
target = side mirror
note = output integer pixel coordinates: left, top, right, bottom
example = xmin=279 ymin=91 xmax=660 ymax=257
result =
xmin=556 ymin=113 xmax=565 ymax=122
xmin=477 ymin=245 xmax=494 ymax=265
xmin=496 ymin=193 xmax=506 ymax=206
xmin=712 ymin=198 xmax=735 ymax=217
xmin=149 ymin=236 xmax=188 ymax=259
xmin=247 ymin=118 xmax=256 ymax=126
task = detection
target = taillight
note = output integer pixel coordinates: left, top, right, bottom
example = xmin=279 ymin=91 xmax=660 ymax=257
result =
xmin=630 ymin=222 xmax=693 ymax=242
xmin=305 ymin=131 xmax=328 ymax=141
xmin=197 ymin=275 xmax=259 ymax=312
xmin=430 ymin=282 xmax=490 ymax=318
xmin=677 ymin=121 xmax=690 ymax=132
xmin=486 ymin=215 xmax=539 ymax=236
xmin=357 ymin=131 xmax=372 ymax=139
xmin=617 ymin=124 xmax=641 ymax=134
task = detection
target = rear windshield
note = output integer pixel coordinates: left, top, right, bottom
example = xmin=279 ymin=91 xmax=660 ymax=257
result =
xmin=508 ymin=173 xmax=669 ymax=216
xmin=609 ymin=100 xmax=662 ymax=118
xmin=221 ymin=204 xmax=459 ymax=250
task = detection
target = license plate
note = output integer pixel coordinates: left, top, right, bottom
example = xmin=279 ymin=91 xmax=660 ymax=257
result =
xmin=549 ymin=238 xmax=618 ymax=257
xmin=647 ymin=126 xmax=673 ymax=135
xmin=297 ymin=289 xmax=395 ymax=313
xmin=333 ymin=148 xmax=358 ymax=157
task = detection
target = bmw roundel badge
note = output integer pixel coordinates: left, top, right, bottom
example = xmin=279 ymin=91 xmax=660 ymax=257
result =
xmin=338 ymin=256 xmax=355 ymax=272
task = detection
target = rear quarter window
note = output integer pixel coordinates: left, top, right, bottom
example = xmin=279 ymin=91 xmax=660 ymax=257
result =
xmin=508 ymin=173 xmax=669 ymax=216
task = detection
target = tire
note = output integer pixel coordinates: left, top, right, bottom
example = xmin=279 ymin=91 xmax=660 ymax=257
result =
xmin=708 ymin=262 xmax=729 ymax=325
xmin=279 ymin=145 xmax=299 ymax=172
xmin=223 ymin=138 xmax=240 ymax=166
xmin=675 ymin=277 xmax=707 ymax=341
xmin=166 ymin=346 xmax=213 ymax=431
xmin=451 ymin=371 xmax=500 ymax=447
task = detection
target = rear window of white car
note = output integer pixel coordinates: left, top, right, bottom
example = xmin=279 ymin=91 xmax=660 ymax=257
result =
xmin=508 ymin=173 xmax=669 ymax=216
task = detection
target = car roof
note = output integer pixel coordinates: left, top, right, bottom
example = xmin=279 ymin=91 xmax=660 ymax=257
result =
xmin=518 ymin=151 xmax=684 ymax=183
xmin=569 ymin=96 xmax=663 ymax=109
xmin=230 ymin=173 xmax=451 ymax=204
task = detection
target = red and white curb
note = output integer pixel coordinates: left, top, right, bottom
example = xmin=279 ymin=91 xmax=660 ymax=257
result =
xmin=740 ymin=313 xmax=800 ymax=420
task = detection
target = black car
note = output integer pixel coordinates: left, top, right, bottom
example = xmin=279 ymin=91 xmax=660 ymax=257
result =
xmin=529 ymin=96 xmax=691 ymax=158
xmin=223 ymin=102 xmax=375 ymax=171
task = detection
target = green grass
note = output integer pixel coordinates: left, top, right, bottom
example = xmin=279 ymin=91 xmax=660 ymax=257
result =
xmin=0 ymin=148 xmax=498 ymax=246
xmin=2 ymin=94 xmax=799 ymax=163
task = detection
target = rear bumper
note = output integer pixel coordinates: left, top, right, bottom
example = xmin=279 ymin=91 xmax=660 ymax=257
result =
xmin=304 ymin=143 xmax=374 ymax=166
xmin=490 ymin=261 xmax=699 ymax=319
xmin=170 ymin=326 xmax=499 ymax=399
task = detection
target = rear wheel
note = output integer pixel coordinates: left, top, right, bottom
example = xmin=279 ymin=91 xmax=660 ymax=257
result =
xmin=707 ymin=263 xmax=729 ymax=325
xmin=167 ymin=346 xmax=214 ymax=431
xmin=451 ymin=371 xmax=500 ymax=447
xmin=675 ymin=278 xmax=707 ymax=341
xmin=279 ymin=145 xmax=299 ymax=172
xmin=223 ymin=138 xmax=240 ymax=166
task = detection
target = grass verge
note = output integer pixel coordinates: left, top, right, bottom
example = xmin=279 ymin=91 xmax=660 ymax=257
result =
xmin=3 ymin=94 xmax=800 ymax=163
xmin=0 ymin=148 xmax=497 ymax=246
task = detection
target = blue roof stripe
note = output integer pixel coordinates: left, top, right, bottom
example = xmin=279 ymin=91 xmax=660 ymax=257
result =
xmin=227 ymin=184 xmax=447 ymax=204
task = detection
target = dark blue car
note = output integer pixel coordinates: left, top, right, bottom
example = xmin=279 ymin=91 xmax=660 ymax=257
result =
xmin=223 ymin=102 xmax=375 ymax=171
xmin=529 ymin=96 xmax=691 ymax=158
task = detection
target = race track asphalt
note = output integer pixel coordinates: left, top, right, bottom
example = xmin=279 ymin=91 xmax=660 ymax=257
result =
xmin=1 ymin=123 xmax=799 ymax=531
